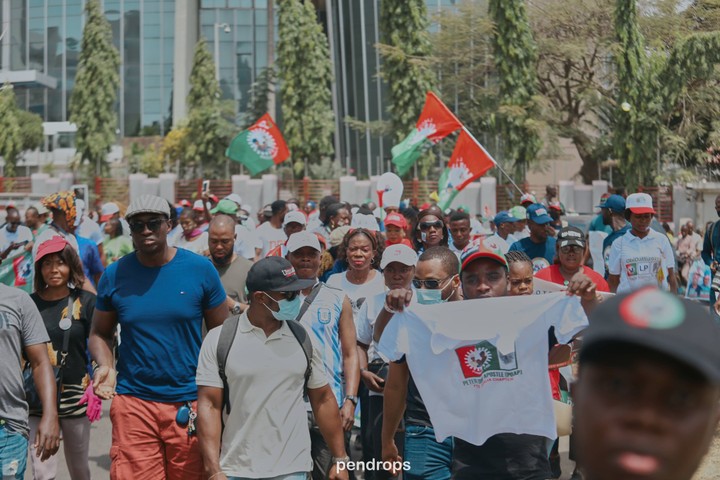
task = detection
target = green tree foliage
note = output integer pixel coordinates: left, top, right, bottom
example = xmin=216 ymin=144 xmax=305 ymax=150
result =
xmin=614 ymin=0 xmax=720 ymax=188
xmin=69 ymin=0 xmax=120 ymax=175
xmin=489 ymin=0 xmax=544 ymax=179
xmin=277 ymin=0 xmax=335 ymax=173
xmin=0 ymin=84 xmax=23 ymax=177
xmin=242 ymin=66 xmax=275 ymax=129
xmin=530 ymin=0 xmax=616 ymax=184
xmin=184 ymin=37 xmax=238 ymax=177
xmin=378 ymin=0 xmax=435 ymax=140
xmin=18 ymin=110 xmax=44 ymax=153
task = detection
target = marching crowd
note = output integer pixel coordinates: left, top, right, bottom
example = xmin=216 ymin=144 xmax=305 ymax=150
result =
xmin=1 ymin=183 xmax=720 ymax=480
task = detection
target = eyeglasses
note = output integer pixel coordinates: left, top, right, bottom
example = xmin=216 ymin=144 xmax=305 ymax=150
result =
xmin=560 ymin=245 xmax=583 ymax=254
xmin=412 ymin=275 xmax=454 ymax=289
xmin=419 ymin=221 xmax=443 ymax=231
xmin=129 ymin=218 xmax=166 ymax=233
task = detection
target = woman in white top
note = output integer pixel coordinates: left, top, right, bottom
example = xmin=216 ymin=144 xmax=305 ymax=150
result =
xmin=172 ymin=208 xmax=209 ymax=256
xmin=327 ymin=227 xmax=386 ymax=316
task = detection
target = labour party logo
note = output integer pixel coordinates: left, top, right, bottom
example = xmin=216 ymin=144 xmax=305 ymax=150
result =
xmin=247 ymin=127 xmax=279 ymax=160
xmin=619 ymin=287 xmax=684 ymax=329
xmin=455 ymin=340 xmax=522 ymax=387
xmin=409 ymin=119 xmax=437 ymax=146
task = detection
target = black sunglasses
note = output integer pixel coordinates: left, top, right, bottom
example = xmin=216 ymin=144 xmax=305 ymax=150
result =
xmin=282 ymin=291 xmax=300 ymax=301
xmin=412 ymin=275 xmax=453 ymax=289
xmin=129 ymin=218 xmax=166 ymax=233
xmin=419 ymin=221 xmax=443 ymax=231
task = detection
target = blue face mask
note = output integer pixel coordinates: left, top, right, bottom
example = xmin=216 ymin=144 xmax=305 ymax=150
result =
xmin=416 ymin=288 xmax=445 ymax=305
xmin=263 ymin=293 xmax=302 ymax=321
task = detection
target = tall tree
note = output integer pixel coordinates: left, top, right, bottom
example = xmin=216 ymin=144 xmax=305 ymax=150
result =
xmin=183 ymin=37 xmax=236 ymax=177
xmin=242 ymin=66 xmax=275 ymax=129
xmin=613 ymin=0 xmax=720 ymax=188
xmin=69 ymin=0 xmax=120 ymax=175
xmin=378 ymin=0 xmax=435 ymax=141
xmin=277 ymin=0 xmax=335 ymax=174
xmin=489 ymin=0 xmax=543 ymax=180
xmin=0 ymin=84 xmax=23 ymax=177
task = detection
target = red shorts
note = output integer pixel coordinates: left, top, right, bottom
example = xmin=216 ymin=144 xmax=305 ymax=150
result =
xmin=110 ymin=394 xmax=203 ymax=480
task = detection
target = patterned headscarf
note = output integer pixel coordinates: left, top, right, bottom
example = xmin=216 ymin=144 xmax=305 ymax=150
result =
xmin=42 ymin=191 xmax=77 ymax=228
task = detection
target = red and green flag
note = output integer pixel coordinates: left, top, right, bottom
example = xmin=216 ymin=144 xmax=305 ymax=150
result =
xmin=0 ymin=250 xmax=33 ymax=292
xmin=391 ymin=92 xmax=462 ymax=176
xmin=437 ymin=129 xmax=496 ymax=210
xmin=226 ymin=113 xmax=291 ymax=175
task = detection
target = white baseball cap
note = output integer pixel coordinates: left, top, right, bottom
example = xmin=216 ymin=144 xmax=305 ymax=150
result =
xmin=380 ymin=244 xmax=418 ymax=270
xmin=351 ymin=213 xmax=379 ymax=231
xmin=100 ymin=202 xmax=120 ymax=222
xmin=625 ymin=193 xmax=655 ymax=214
xmin=287 ymin=231 xmax=321 ymax=253
xmin=283 ymin=210 xmax=307 ymax=227
xmin=224 ymin=193 xmax=242 ymax=205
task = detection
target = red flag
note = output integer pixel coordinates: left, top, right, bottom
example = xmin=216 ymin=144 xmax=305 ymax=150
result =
xmin=437 ymin=130 xmax=497 ymax=209
xmin=417 ymin=92 xmax=463 ymax=143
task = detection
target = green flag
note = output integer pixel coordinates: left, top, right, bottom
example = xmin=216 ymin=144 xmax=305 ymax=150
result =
xmin=226 ymin=113 xmax=290 ymax=176
xmin=391 ymin=134 xmax=433 ymax=176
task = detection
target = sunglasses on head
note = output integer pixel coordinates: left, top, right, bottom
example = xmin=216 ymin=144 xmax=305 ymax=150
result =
xmin=412 ymin=275 xmax=453 ymax=289
xmin=419 ymin=221 xmax=443 ymax=231
xmin=129 ymin=218 xmax=166 ymax=233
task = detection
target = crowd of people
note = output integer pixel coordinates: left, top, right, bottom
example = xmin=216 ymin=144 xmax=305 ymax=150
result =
xmin=1 ymin=183 xmax=720 ymax=480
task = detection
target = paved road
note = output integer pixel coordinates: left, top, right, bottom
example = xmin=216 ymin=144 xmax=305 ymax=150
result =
xmin=25 ymin=402 xmax=578 ymax=479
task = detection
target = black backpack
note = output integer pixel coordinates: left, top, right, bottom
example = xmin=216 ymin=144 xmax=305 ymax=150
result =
xmin=216 ymin=284 xmax=321 ymax=414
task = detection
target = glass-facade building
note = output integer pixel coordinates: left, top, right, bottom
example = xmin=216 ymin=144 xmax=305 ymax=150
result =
xmin=1 ymin=0 xmax=462 ymax=176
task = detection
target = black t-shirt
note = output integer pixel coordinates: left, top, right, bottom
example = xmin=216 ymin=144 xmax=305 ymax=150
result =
xmin=452 ymin=435 xmax=551 ymax=480
xmin=396 ymin=356 xmax=432 ymax=427
xmin=30 ymin=290 xmax=95 ymax=417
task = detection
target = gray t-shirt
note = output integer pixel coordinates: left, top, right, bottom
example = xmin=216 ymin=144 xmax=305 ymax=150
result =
xmin=0 ymin=284 xmax=49 ymax=436
xmin=216 ymin=256 xmax=252 ymax=304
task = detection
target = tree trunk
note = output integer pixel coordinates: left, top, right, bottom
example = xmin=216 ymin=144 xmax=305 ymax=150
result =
xmin=572 ymin=132 xmax=600 ymax=184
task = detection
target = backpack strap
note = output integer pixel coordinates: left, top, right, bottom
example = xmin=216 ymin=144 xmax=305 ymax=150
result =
xmin=287 ymin=319 xmax=314 ymax=400
xmin=216 ymin=314 xmax=240 ymax=415
xmin=296 ymin=283 xmax=323 ymax=323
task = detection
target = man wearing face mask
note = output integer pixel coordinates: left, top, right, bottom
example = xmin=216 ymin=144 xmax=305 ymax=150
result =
xmin=607 ymin=193 xmax=677 ymax=294
xmin=379 ymin=246 xmax=461 ymax=480
xmin=197 ymin=257 xmax=350 ymax=480
xmin=355 ymin=244 xmax=417 ymax=479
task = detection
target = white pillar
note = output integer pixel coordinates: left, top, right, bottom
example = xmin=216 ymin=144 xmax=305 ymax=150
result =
xmin=158 ymin=173 xmax=177 ymax=203
xmin=172 ymin=0 xmax=199 ymax=127
xmin=339 ymin=176 xmax=357 ymax=205
xmin=261 ymin=174 xmax=278 ymax=207
xmin=558 ymin=180 xmax=575 ymax=213
xmin=480 ymin=177 xmax=497 ymax=217
xmin=128 ymin=174 xmax=148 ymax=204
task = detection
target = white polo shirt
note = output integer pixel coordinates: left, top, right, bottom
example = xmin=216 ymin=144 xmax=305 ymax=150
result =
xmin=607 ymin=228 xmax=675 ymax=294
xmin=196 ymin=312 xmax=328 ymax=478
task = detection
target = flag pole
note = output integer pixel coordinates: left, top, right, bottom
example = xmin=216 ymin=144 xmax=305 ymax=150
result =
xmin=462 ymin=126 xmax=523 ymax=195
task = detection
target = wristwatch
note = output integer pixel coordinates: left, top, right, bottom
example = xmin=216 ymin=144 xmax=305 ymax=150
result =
xmin=331 ymin=455 xmax=351 ymax=466
xmin=344 ymin=395 xmax=359 ymax=406
xmin=231 ymin=302 xmax=243 ymax=315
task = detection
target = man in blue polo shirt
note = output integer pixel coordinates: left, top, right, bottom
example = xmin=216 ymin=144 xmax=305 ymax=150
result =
xmin=89 ymin=194 xmax=228 ymax=480
xmin=509 ymin=204 xmax=557 ymax=273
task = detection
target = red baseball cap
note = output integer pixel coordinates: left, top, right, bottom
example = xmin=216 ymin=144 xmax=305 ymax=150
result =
xmin=460 ymin=237 xmax=508 ymax=271
xmin=36 ymin=236 xmax=69 ymax=263
xmin=384 ymin=213 xmax=407 ymax=229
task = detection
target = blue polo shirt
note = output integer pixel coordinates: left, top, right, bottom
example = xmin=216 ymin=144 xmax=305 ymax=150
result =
xmin=96 ymin=248 xmax=226 ymax=402
xmin=509 ymin=236 xmax=557 ymax=273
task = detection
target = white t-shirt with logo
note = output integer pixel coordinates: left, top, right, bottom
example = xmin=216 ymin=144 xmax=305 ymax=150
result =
xmin=607 ymin=228 xmax=675 ymax=294
xmin=376 ymin=293 xmax=587 ymax=446
xmin=256 ymin=222 xmax=287 ymax=257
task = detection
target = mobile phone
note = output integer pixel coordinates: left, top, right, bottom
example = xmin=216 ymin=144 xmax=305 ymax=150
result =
xmin=202 ymin=180 xmax=210 ymax=194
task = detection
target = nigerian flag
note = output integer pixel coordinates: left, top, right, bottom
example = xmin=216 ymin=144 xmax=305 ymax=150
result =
xmin=226 ymin=113 xmax=290 ymax=175
xmin=392 ymin=92 xmax=462 ymax=176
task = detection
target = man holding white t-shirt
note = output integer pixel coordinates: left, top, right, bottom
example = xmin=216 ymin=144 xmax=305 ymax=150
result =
xmin=607 ymin=193 xmax=677 ymax=294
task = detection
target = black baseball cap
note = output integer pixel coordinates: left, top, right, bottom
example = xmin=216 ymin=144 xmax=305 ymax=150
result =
xmin=557 ymin=226 xmax=586 ymax=249
xmin=581 ymin=288 xmax=720 ymax=384
xmin=246 ymin=257 xmax=315 ymax=293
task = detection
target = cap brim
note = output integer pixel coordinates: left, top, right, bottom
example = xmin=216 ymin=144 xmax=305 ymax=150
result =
xmin=581 ymin=335 xmax=720 ymax=384
xmin=380 ymin=258 xmax=417 ymax=269
xmin=36 ymin=242 xmax=68 ymax=263
xmin=461 ymin=252 xmax=508 ymax=271
xmin=559 ymin=239 xmax=585 ymax=248
xmin=384 ymin=220 xmax=405 ymax=228
xmin=531 ymin=215 xmax=553 ymax=225
xmin=100 ymin=214 xmax=113 ymax=222
xmin=628 ymin=207 xmax=655 ymax=214
xmin=280 ymin=277 xmax=317 ymax=292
